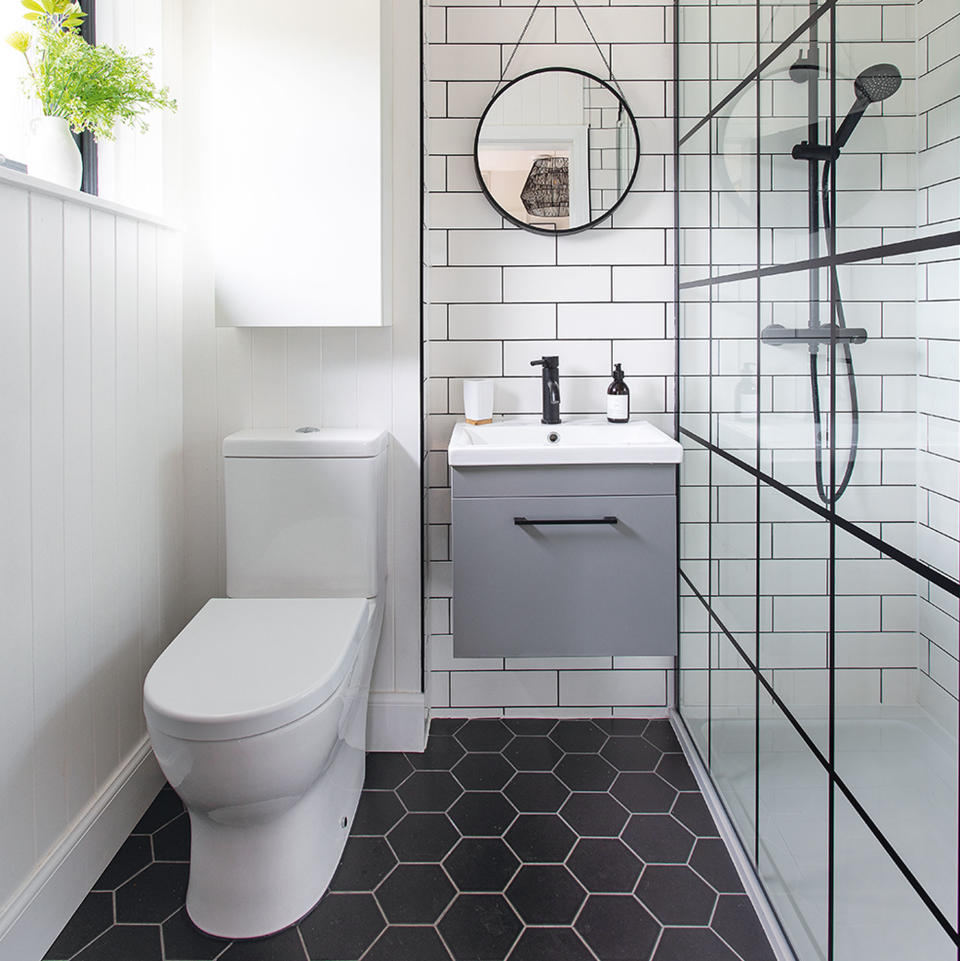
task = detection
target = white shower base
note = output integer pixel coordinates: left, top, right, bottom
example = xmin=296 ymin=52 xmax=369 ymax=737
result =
xmin=690 ymin=706 xmax=958 ymax=961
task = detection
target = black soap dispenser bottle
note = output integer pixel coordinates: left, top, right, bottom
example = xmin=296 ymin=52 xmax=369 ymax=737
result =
xmin=607 ymin=363 xmax=630 ymax=423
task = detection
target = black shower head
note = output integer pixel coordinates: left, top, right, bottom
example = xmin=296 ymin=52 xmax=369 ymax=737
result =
xmin=834 ymin=62 xmax=902 ymax=150
xmin=853 ymin=63 xmax=902 ymax=104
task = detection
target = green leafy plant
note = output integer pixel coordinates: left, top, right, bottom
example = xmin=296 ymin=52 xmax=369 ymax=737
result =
xmin=6 ymin=0 xmax=176 ymax=140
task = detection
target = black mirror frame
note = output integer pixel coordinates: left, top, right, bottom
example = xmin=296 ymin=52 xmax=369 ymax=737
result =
xmin=473 ymin=66 xmax=641 ymax=237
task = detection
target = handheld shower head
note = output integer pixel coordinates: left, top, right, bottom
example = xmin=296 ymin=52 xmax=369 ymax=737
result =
xmin=853 ymin=62 xmax=903 ymax=104
xmin=834 ymin=62 xmax=902 ymax=149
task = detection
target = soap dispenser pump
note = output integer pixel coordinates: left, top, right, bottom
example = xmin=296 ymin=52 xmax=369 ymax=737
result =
xmin=607 ymin=363 xmax=630 ymax=423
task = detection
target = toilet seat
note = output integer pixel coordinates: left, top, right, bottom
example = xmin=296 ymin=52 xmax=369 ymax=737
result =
xmin=144 ymin=597 xmax=370 ymax=741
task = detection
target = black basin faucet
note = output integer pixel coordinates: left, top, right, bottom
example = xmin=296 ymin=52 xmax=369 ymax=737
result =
xmin=531 ymin=356 xmax=561 ymax=425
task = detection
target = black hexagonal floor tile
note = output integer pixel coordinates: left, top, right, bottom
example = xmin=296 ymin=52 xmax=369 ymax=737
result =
xmin=636 ymin=865 xmax=717 ymax=925
xmin=408 ymin=734 xmax=466 ymax=771
xmin=652 ymin=926 xmax=740 ymax=961
xmin=438 ymin=894 xmax=522 ymax=961
xmin=220 ymin=927 xmax=307 ymax=960
xmin=364 ymin=925 xmax=453 ymax=961
xmin=329 ymin=836 xmax=396 ymax=891
xmin=593 ymin=718 xmax=648 ymax=736
xmin=559 ymin=792 xmax=630 ymax=837
xmin=690 ymin=837 xmax=744 ymax=893
xmin=611 ymin=773 xmax=677 ymax=813
xmin=643 ymin=719 xmax=681 ymax=753
xmin=351 ymin=790 xmax=406 ymax=836
xmin=397 ymin=770 xmax=462 ymax=812
xmin=115 ymin=861 xmax=189 ymax=923
xmin=455 ymin=719 xmax=513 ymax=752
xmin=365 ymin=752 xmax=415 ymax=790
xmin=300 ymin=892 xmax=385 ymax=961
xmin=161 ymin=908 xmax=227 ymax=960
xmin=504 ymin=814 xmax=577 ymax=863
xmin=46 ymin=722 xmax=761 ymax=961
xmin=444 ymin=837 xmax=520 ymax=892
xmin=503 ymin=736 xmax=563 ymax=772
xmin=503 ymin=718 xmax=556 ymax=736
xmin=153 ymin=813 xmax=190 ymax=861
xmin=601 ymin=736 xmax=662 ymax=772
xmin=503 ymin=772 xmax=569 ymax=813
xmin=656 ymin=753 xmax=698 ymax=790
xmin=567 ymin=838 xmax=642 ymax=893
xmin=505 ymin=865 xmax=586 ymax=925
xmin=92 ymin=835 xmax=152 ymax=890
xmin=507 ymin=927 xmax=595 ymax=961
xmin=71 ymin=925 xmax=162 ymax=961
xmin=452 ymin=753 xmax=515 ymax=791
xmin=575 ymin=894 xmax=661 ymax=961
xmin=671 ymin=791 xmax=719 ymax=837
xmin=622 ymin=814 xmax=695 ymax=864
xmin=448 ymin=792 xmax=517 ymax=837
xmin=554 ymin=753 xmax=618 ymax=791
xmin=549 ymin=720 xmax=606 ymax=753
xmin=711 ymin=894 xmax=776 ymax=961
xmin=43 ymin=892 xmax=113 ymax=960
xmin=430 ymin=718 xmax=467 ymax=736
xmin=375 ymin=863 xmax=455 ymax=923
xmin=388 ymin=813 xmax=460 ymax=862
xmin=133 ymin=788 xmax=183 ymax=833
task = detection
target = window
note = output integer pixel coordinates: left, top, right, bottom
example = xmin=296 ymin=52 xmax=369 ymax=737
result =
xmin=77 ymin=0 xmax=97 ymax=194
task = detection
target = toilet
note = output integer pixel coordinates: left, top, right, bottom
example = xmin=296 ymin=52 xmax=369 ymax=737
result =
xmin=143 ymin=428 xmax=388 ymax=939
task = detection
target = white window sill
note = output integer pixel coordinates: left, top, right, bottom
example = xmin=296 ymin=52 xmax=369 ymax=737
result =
xmin=0 ymin=166 xmax=180 ymax=231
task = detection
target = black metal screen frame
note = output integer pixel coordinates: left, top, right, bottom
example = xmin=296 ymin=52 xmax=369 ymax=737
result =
xmin=77 ymin=0 xmax=97 ymax=195
xmin=673 ymin=0 xmax=960 ymax=956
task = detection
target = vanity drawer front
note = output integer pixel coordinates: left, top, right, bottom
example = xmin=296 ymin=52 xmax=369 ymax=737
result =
xmin=452 ymin=495 xmax=676 ymax=658
xmin=451 ymin=464 xmax=674 ymax=498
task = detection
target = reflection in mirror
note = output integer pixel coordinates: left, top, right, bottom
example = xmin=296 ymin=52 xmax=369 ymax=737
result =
xmin=475 ymin=68 xmax=640 ymax=235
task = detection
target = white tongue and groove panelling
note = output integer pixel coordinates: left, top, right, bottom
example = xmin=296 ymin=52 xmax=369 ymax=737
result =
xmin=423 ymin=0 xmax=677 ymax=717
xmin=0 ymin=176 xmax=186 ymax=922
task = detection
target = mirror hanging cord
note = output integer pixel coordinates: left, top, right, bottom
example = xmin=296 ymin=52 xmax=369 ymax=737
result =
xmin=495 ymin=0 xmax=627 ymax=100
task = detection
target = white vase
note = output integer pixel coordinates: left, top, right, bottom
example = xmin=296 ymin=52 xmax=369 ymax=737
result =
xmin=28 ymin=116 xmax=83 ymax=190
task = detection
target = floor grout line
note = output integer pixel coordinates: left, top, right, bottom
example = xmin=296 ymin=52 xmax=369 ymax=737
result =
xmin=45 ymin=718 xmax=776 ymax=961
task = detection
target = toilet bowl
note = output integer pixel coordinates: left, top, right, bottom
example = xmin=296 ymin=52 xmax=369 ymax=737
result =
xmin=143 ymin=429 xmax=388 ymax=939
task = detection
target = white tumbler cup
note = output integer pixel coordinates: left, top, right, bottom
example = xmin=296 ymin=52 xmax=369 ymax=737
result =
xmin=463 ymin=379 xmax=494 ymax=425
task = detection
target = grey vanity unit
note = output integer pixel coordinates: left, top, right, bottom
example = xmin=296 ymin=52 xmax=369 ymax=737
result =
xmin=450 ymin=463 xmax=677 ymax=658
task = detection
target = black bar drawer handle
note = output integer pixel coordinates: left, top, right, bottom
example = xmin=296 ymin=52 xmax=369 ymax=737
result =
xmin=514 ymin=516 xmax=618 ymax=526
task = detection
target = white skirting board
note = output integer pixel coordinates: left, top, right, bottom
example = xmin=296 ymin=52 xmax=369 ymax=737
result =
xmin=367 ymin=691 xmax=428 ymax=753
xmin=670 ymin=711 xmax=798 ymax=961
xmin=0 ymin=739 xmax=164 ymax=961
xmin=0 ymin=693 xmax=423 ymax=961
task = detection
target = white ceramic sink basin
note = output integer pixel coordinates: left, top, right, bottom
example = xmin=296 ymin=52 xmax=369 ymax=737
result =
xmin=448 ymin=416 xmax=682 ymax=466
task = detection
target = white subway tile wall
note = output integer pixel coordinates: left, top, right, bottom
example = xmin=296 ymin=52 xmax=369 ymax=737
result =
xmin=424 ymin=0 xmax=675 ymax=716
xmin=916 ymin=0 xmax=960 ymax=732
xmin=678 ymin=0 xmax=959 ymax=736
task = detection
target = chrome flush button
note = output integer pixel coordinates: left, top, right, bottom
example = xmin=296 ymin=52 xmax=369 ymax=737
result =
xmin=295 ymin=426 xmax=321 ymax=433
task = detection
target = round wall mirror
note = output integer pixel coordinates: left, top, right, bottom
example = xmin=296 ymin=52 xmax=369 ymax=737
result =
xmin=474 ymin=67 xmax=640 ymax=235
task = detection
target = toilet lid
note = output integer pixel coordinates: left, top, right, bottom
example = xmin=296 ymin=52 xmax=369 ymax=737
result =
xmin=144 ymin=597 xmax=370 ymax=741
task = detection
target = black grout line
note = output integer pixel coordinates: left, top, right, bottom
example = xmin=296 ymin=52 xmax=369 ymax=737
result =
xmin=48 ymin=721 xmax=772 ymax=961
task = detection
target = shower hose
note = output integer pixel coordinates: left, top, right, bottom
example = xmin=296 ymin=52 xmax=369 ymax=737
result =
xmin=809 ymin=158 xmax=860 ymax=505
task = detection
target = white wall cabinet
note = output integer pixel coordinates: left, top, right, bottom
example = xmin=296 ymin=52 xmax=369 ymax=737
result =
xmin=211 ymin=0 xmax=392 ymax=327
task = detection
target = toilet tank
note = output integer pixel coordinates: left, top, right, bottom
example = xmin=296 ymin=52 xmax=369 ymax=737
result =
xmin=223 ymin=429 xmax=388 ymax=599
